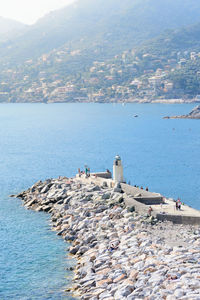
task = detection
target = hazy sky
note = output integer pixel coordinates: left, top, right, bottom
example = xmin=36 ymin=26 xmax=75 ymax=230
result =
xmin=0 ymin=0 xmax=75 ymax=25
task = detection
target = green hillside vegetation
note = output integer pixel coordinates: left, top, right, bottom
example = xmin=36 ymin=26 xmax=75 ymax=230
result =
xmin=169 ymin=61 xmax=200 ymax=96
xmin=136 ymin=23 xmax=200 ymax=57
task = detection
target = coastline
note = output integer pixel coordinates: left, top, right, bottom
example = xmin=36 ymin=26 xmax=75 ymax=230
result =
xmin=15 ymin=176 xmax=200 ymax=299
xmin=0 ymin=98 xmax=200 ymax=104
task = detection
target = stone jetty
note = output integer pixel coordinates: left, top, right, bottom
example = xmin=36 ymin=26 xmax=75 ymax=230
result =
xmin=15 ymin=176 xmax=200 ymax=299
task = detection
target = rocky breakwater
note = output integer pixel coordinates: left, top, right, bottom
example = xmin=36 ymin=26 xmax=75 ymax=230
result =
xmin=164 ymin=105 xmax=200 ymax=119
xmin=15 ymin=177 xmax=200 ymax=299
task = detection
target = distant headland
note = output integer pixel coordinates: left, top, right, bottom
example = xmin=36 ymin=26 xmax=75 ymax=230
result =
xmin=164 ymin=105 xmax=200 ymax=119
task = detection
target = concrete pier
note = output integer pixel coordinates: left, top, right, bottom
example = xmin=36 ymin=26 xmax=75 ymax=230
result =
xmin=75 ymin=172 xmax=200 ymax=225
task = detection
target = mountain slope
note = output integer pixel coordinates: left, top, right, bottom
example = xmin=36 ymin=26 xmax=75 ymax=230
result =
xmin=0 ymin=17 xmax=27 ymax=42
xmin=136 ymin=22 xmax=200 ymax=57
xmin=1 ymin=0 xmax=200 ymax=66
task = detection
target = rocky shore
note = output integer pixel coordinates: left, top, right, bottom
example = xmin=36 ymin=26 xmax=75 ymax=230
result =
xmin=15 ymin=177 xmax=200 ymax=299
xmin=164 ymin=105 xmax=200 ymax=119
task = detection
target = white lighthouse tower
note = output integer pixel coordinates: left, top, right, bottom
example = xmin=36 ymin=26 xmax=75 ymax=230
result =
xmin=113 ymin=155 xmax=124 ymax=183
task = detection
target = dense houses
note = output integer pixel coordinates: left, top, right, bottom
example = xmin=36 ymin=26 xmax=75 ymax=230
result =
xmin=0 ymin=47 xmax=200 ymax=103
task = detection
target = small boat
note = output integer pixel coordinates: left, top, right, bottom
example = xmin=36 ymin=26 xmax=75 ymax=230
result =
xmin=133 ymin=114 xmax=138 ymax=118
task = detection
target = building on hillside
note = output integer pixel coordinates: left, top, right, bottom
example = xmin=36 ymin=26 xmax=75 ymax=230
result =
xmin=164 ymin=81 xmax=174 ymax=92
xmin=195 ymin=95 xmax=200 ymax=102
xmin=130 ymin=80 xmax=142 ymax=89
xmin=178 ymin=59 xmax=187 ymax=67
xmin=148 ymin=76 xmax=162 ymax=87
xmin=191 ymin=52 xmax=197 ymax=60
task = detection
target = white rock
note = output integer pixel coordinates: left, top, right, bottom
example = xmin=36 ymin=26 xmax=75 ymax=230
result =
xmin=114 ymin=285 xmax=134 ymax=299
xmin=174 ymin=289 xmax=184 ymax=298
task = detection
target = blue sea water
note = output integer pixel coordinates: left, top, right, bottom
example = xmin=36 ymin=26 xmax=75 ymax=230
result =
xmin=0 ymin=103 xmax=200 ymax=299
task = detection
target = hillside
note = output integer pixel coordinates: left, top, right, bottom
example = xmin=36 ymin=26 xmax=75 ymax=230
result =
xmin=136 ymin=23 xmax=200 ymax=57
xmin=1 ymin=0 xmax=200 ymax=102
xmin=1 ymin=0 xmax=200 ymax=66
xmin=133 ymin=22 xmax=200 ymax=98
xmin=0 ymin=17 xmax=27 ymax=42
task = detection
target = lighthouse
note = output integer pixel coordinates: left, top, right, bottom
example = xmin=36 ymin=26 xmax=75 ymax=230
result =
xmin=113 ymin=155 xmax=124 ymax=183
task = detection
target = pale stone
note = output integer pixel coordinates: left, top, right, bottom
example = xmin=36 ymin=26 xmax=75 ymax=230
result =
xmin=96 ymin=278 xmax=112 ymax=287
xmin=99 ymin=291 xmax=113 ymax=299
xmin=114 ymin=285 xmax=134 ymax=298
xmin=113 ymin=274 xmax=127 ymax=283
xmin=129 ymin=269 xmax=139 ymax=280
xmin=174 ymin=289 xmax=184 ymax=298
xmin=96 ymin=268 xmax=112 ymax=276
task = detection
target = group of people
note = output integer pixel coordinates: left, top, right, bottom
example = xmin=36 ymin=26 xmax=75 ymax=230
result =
xmin=78 ymin=166 xmax=90 ymax=178
xmin=134 ymin=185 xmax=149 ymax=191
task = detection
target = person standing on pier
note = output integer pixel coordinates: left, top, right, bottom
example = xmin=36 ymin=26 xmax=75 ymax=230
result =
xmin=177 ymin=198 xmax=181 ymax=210
xmin=85 ymin=165 xmax=90 ymax=177
xmin=85 ymin=165 xmax=88 ymax=177
xmin=148 ymin=206 xmax=153 ymax=216
xmin=175 ymin=201 xmax=178 ymax=210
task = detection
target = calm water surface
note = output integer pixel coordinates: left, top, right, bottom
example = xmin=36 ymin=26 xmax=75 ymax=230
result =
xmin=0 ymin=103 xmax=200 ymax=299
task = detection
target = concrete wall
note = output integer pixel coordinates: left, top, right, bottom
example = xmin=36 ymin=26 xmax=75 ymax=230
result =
xmin=121 ymin=183 xmax=163 ymax=204
xmin=91 ymin=172 xmax=112 ymax=179
xmin=156 ymin=213 xmax=200 ymax=225
xmin=124 ymin=194 xmax=150 ymax=215
xmin=134 ymin=197 xmax=164 ymax=205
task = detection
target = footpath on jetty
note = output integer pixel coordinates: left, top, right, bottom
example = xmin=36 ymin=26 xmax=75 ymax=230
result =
xmin=14 ymin=156 xmax=200 ymax=299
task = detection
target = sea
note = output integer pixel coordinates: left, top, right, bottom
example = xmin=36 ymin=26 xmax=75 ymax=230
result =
xmin=0 ymin=103 xmax=200 ymax=299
